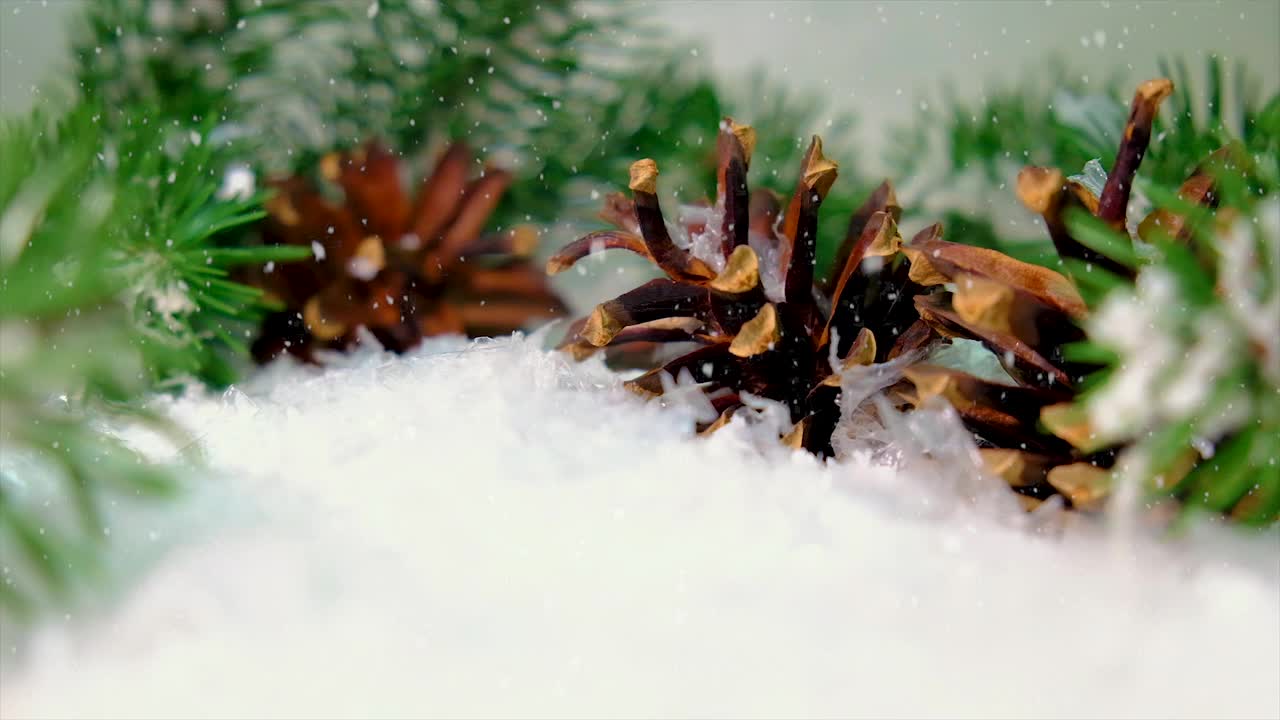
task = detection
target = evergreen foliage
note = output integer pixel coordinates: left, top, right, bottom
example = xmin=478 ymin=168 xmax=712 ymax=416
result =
xmin=0 ymin=102 xmax=302 ymax=616
xmin=1062 ymin=114 xmax=1279 ymax=524
xmin=72 ymin=1 xmax=865 ymax=235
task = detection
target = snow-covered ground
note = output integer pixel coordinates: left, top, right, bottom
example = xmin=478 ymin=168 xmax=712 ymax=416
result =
xmin=2 ymin=334 xmax=1278 ymax=719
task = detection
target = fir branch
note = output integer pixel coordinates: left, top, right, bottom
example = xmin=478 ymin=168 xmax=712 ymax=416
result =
xmin=107 ymin=118 xmax=308 ymax=386
xmin=1 ymin=106 xmax=173 ymax=618
xmin=69 ymin=1 xmax=865 ymax=250
xmin=1061 ymin=149 xmax=1279 ymax=524
xmin=74 ymin=0 xmax=349 ymax=161
xmin=0 ymin=100 xmax=300 ymax=617
xmin=71 ymin=1 xmax=671 ymax=181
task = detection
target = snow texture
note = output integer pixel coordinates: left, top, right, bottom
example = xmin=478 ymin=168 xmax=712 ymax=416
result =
xmin=3 ymin=334 xmax=1278 ymax=719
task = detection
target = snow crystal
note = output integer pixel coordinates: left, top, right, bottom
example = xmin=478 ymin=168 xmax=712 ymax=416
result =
xmin=1220 ymin=199 xmax=1280 ymax=384
xmin=1088 ymin=203 xmax=1278 ymax=447
xmin=674 ymin=203 xmax=728 ymax=274
xmin=749 ymin=227 xmax=787 ymax=303
xmin=141 ymin=280 xmax=196 ymax=318
xmin=1159 ymin=314 xmax=1235 ymax=418
xmin=1067 ymin=157 xmax=1108 ymax=198
xmin=346 ymin=254 xmax=381 ymax=281
xmin=2 ymin=335 xmax=1277 ymax=718
xmin=824 ymin=346 xmax=1010 ymax=517
xmin=1087 ymin=268 xmax=1180 ymax=440
xmin=215 ymin=163 xmax=255 ymax=201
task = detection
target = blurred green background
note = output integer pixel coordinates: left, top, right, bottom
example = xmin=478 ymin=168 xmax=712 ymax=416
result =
xmin=5 ymin=0 xmax=1278 ymax=177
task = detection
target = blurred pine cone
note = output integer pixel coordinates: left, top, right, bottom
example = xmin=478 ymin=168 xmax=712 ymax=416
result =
xmin=249 ymin=141 xmax=565 ymax=362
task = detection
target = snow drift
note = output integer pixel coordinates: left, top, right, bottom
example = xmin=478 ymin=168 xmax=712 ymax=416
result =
xmin=2 ymin=334 xmax=1277 ymax=719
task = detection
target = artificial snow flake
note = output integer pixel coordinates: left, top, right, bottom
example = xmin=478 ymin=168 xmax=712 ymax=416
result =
xmin=216 ymin=163 xmax=256 ymax=201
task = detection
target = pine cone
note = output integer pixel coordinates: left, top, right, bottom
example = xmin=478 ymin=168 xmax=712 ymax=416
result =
xmin=249 ymin=141 xmax=566 ymax=362
xmin=900 ymin=79 xmax=1180 ymax=511
xmin=547 ymin=119 xmax=934 ymax=456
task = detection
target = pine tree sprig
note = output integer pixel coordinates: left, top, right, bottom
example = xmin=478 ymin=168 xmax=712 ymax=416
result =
xmin=0 ymin=99 xmax=302 ymax=616
xmin=1062 ymin=167 xmax=1279 ymax=524
xmin=1 ymin=107 xmax=170 ymax=618
xmin=69 ymin=0 xmax=866 ymax=248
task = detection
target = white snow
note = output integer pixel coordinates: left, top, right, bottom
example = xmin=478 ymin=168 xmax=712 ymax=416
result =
xmin=2 ymin=334 xmax=1278 ymax=719
xmin=215 ymin=163 xmax=256 ymax=201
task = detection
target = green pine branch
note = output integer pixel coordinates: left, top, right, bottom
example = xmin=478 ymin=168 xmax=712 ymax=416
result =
xmin=0 ymin=100 xmax=304 ymax=618
xmin=1 ymin=105 xmax=171 ymax=618
xmin=69 ymin=0 xmax=868 ymax=248
xmin=1057 ymin=114 xmax=1279 ymax=524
